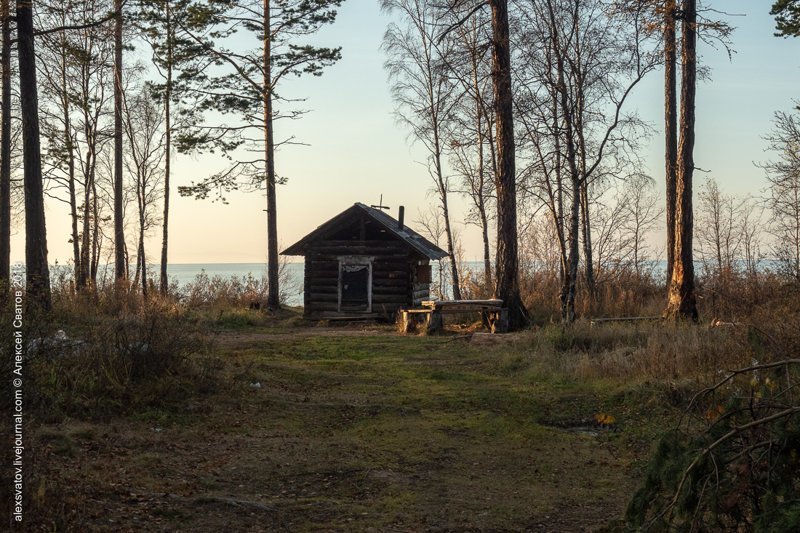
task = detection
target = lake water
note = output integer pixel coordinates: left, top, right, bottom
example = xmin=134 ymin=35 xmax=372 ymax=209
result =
xmin=44 ymin=258 xmax=784 ymax=309
xmin=168 ymin=263 xmax=306 ymax=307
xmin=166 ymin=261 xmax=475 ymax=307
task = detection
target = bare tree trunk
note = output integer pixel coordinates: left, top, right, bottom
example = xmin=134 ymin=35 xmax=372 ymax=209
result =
xmin=0 ymin=0 xmax=10 ymax=295
xmin=17 ymin=0 xmax=52 ymax=310
xmin=548 ymin=0 xmax=580 ymax=323
xmin=553 ymin=91 xmax=567 ymax=282
xmin=440 ymin=191 xmax=462 ymax=300
xmin=113 ymin=0 xmax=126 ymax=285
xmin=160 ymin=0 xmax=172 ymax=296
xmin=139 ymin=208 xmax=147 ymax=298
xmin=58 ymin=38 xmax=80 ymax=286
xmin=490 ymin=0 xmax=526 ymax=328
xmin=563 ymin=172 xmax=580 ymax=324
xmin=79 ymin=168 xmax=91 ymax=288
xmin=580 ymin=183 xmax=595 ymax=301
xmin=665 ymin=0 xmax=698 ymax=321
xmin=572 ymin=8 xmax=594 ymax=307
xmin=479 ymin=203 xmax=491 ymax=289
xmin=264 ymin=0 xmax=279 ymax=309
xmin=91 ymin=177 xmax=100 ymax=284
xmin=79 ymin=128 xmax=97 ymax=289
xmin=664 ymin=0 xmax=677 ymax=286
xmin=431 ymin=125 xmax=461 ymax=300
xmin=472 ymin=54 xmax=492 ymax=290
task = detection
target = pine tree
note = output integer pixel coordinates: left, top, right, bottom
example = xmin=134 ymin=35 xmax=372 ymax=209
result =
xmin=772 ymin=0 xmax=800 ymax=37
xmin=178 ymin=0 xmax=343 ymax=309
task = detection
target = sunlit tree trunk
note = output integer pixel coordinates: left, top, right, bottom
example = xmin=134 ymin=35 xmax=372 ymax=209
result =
xmin=490 ymin=0 xmax=527 ymax=328
xmin=263 ymin=0 xmax=279 ymax=309
xmin=664 ymin=0 xmax=677 ymax=286
xmin=665 ymin=0 xmax=698 ymax=321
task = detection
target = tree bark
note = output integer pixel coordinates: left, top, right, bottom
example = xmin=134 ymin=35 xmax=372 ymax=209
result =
xmin=113 ymin=0 xmax=126 ymax=285
xmin=580 ymin=182 xmax=595 ymax=302
xmin=0 ymin=0 xmax=11 ymax=295
xmin=139 ymin=202 xmax=147 ymax=298
xmin=665 ymin=0 xmax=698 ymax=321
xmin=664 ymin=0 xmax=677 ymax=287
xmin=91 ymin=176 xmax=100 ymax=284
xmin=264 ymin=0 xmax=280 ymax=309
xmin=160 ymin=0 xmax=172 ymax=296
xmin=489 ymin=0 xmax=527 ymax=328
xmin=58 ymin=34 xmax=80 ymax=286
xmin=431 ymin=125 xmax=461 ymax=300
xmin=471 ymin=47 xmax=492 ymax=290
xmin=17 ymin=0 xmax=52 ymax=310
xmin=547 ymin=0 xmax=580 ymax=324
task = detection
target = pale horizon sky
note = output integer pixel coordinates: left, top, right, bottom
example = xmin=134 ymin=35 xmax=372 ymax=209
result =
xmin=10 ymin=0 xmax=800 ymax=266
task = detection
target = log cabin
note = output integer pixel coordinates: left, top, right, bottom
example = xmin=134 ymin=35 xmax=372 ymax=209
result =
xmin=281 ymin=203 xmax=447 ymax=319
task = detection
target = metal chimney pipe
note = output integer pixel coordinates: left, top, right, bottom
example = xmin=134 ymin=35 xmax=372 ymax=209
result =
xmin=398 ymin=206 xmax=405 ymax=230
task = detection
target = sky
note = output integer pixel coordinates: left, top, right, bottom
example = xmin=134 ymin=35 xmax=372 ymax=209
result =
xmin=11 ymin=0 xmax=800 ymax=265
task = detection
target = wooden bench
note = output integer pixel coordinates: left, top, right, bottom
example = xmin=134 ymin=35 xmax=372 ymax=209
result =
xmin=588 ymin=316 xmax=662 ymax=327
xmin=399 ymin=299 xmax=508 ymax=334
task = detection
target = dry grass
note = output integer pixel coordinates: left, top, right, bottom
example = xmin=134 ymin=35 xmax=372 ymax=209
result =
xmin=6 ymin=270 xmax=800 ymax=530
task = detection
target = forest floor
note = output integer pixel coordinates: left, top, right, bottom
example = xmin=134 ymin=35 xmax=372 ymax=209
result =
xmin=27 ymin=315 xmax=686 ymax=531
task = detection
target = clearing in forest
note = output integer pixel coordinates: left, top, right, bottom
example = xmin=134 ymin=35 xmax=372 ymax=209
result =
xmin=29 ymin=323 xmax=681 ymax=531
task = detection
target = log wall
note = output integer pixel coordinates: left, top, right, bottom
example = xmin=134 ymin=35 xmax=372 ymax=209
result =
xmin=303 ymin=239 xmax=429 ymax=319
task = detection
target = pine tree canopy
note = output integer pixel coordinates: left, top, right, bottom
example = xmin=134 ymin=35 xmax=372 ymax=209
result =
xmin=772 ymin=0 xmax=800 ymax=37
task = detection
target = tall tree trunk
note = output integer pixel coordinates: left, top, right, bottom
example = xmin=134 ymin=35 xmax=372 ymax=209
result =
xmin=563 ymin=173 xmax=580 ymax=324
xmin=471 ymin=53 xmax=492 ymax=290
xmin=479 ymin=204 xmax=491 ymax=290
xmin=579 ymin=183 xmax=595 ymax=302
xmin=59 ymin=38 xmax=80 ymax=286
xmin=440 ymin=193 xmax=461 ymax=300
xmin=572 ymin=8 xmax=594 ymax=308
xmin=17 ymin=0 xmax=51 ymax=310
xmin=431 ymin=127 xmax=461 ymax=300
xmin=139 ymin=203 xmax=147 ymax=298
xmin=79 ymin=129 xmax=97 ymax=289
xmin=264 ymin=0 xmax=280 ymax=309
xmin=91 ymin=177 xmax=100 ymax=284
xmin=490 ymin=0 xmax=526 ymax=328
xmin=664 ymin=0 xmax=677 ymax=287
xmin=547 ymin=0 xmax=580 ymax=323
xmin=665 ymin=0 xmax=698 ymax=321
xmin=113 ymin=0 xmax=126 ymax=285
xmin=79 ymin=166 xmax=91 ymax=288
xmin=552 ymin=89 xmax=567 ymax=282
xmin=160 ymin=0 xmax=172 ymax=296
xmin=0 ymin=0 xmax=10 ymax=296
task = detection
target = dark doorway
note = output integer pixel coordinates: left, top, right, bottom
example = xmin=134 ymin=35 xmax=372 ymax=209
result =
xmin=340 ymin=264 xmax=370 ymax=311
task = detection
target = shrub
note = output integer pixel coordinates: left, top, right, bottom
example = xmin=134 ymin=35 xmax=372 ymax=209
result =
xmin=625 ymin=321 xmax=800 ymax=530
xmin=22 ymin=301 xmax=211 ymax=421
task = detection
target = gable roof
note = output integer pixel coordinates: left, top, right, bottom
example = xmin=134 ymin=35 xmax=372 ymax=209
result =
xmin=281 ymin=202 xmax=448 ymax=260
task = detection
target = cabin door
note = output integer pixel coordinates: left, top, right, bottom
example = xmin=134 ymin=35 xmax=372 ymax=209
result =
xmin=338 ymin=258 xmax=372 ymax=313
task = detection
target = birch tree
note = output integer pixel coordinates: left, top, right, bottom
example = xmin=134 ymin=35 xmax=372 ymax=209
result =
xmin=123 ymin=85 xmax=165 ymax=298
xmin=383 ymin=0 xmax=462 ymax=300
xmin=762 ymin=110 xmax=800 ymax=281
xmin=515 ymin=0 xmax=656 ymax=322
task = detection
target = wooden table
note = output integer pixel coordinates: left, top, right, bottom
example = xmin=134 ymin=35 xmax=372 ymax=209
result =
xmin=399 ymin=299 xmax=508 ymax=334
